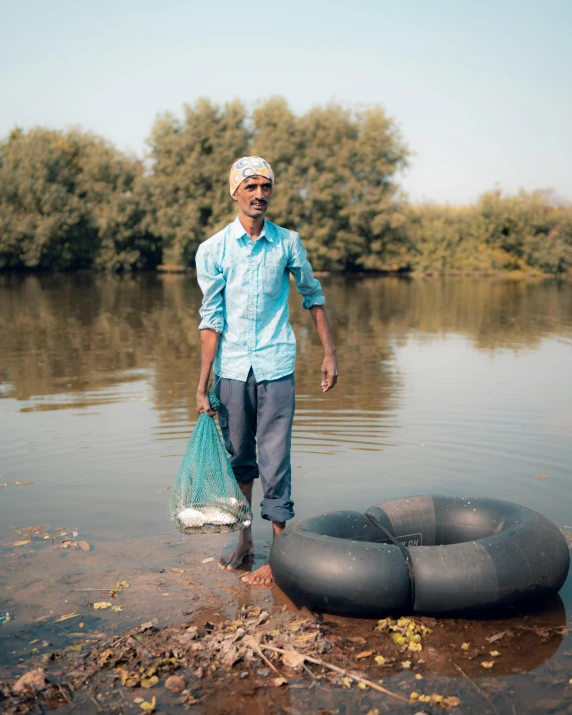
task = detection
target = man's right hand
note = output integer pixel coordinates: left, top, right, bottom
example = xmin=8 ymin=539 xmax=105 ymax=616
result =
xmin=196 ymin=390 xmax=216 ymax=417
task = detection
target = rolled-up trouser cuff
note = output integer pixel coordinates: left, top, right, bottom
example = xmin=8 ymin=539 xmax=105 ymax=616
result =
xmin=234 ymin=467 xmax=259 ymax=484
xmin=261 ymin=498 xmax=295 ymax=523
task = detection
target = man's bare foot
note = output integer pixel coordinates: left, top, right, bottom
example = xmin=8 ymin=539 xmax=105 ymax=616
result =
xmin=242 ymin=562 xmax=273 ymax=586
xmin=218 ymin=537 xmax=254 ymax=571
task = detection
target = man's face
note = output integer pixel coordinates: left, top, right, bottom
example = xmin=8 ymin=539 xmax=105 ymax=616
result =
xmin=232 ymin=175 xmax=273 ymax=218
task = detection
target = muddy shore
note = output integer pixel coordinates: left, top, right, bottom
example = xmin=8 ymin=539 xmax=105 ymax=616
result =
xmin=1 ymin=525 xmax=572 ymax=714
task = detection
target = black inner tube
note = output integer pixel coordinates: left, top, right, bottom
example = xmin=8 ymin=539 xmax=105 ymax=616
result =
xmin=365 ymin=511 xmax=416 ymax=609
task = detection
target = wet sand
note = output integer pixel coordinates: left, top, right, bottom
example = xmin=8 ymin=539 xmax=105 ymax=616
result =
xmin=1 ymin=526 xmax=572 ymax=714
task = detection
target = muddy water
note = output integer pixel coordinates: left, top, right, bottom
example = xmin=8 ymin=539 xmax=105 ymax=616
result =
xmin=1 ymin=274 xmax=571 ymax=708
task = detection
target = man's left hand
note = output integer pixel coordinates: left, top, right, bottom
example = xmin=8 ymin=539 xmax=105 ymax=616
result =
xmin=321 ymin=354 xmax=339 ymax=392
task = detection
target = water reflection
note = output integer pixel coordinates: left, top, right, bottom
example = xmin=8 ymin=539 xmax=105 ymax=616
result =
xmin=1 ymin=274 xmax=571 ymax=416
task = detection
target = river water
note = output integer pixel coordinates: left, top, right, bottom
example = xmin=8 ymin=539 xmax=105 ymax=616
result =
xmin=1 ymin=274 xmax=571 ymax=701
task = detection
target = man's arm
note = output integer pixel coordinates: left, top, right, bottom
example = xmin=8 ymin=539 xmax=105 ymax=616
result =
xmin=196 ymin=329 xmax=220 ymax=415
xmin=309 ymin=305 xmax=338 ymax=392
xmin=195 ymin=242 xmax=225 ymax=415
xmin=287 ymin=231 xmax=338 ymax=392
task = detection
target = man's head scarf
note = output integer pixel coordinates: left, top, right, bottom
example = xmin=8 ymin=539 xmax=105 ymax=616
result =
xmin=229 ymin=156 xmax=274 ymax=197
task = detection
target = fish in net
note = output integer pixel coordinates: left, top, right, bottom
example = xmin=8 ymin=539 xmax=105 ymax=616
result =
xmin=169 ymin=390 xmax=252 ymax=534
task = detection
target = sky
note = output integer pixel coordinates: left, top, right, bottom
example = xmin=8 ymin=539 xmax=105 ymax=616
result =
xmin=1 ymin=0 xmax=571 ymax=204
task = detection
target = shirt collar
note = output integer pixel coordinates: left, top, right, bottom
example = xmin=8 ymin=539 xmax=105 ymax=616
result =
xmin=230 ymin=215 xmax=274 ymax=243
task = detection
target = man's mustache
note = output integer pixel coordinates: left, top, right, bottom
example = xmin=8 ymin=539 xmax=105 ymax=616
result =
xmin=250 ymin=199 xmax=267 ymax=206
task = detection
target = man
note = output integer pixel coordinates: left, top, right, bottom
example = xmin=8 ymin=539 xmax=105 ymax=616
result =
xmin=195 ymin=156 xmax=338 ymax=585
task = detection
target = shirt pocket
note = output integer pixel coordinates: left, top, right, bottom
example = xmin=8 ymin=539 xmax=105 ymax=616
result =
xmin=263 ymin=259 xmax=286 ymax=298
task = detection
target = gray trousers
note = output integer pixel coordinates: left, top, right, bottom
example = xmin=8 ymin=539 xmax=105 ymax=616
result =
xmin=216 ymin=369 xmax=295 ymax=523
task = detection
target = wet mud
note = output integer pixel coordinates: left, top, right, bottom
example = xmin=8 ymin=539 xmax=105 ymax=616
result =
xmin=1 ymin=527 xmax=572 ymax=714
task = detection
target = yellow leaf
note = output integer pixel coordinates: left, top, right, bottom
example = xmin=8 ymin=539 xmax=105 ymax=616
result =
xmin=410 ymin=692 xmax=420 ymax=700
xmin=55 ymin=612 xmax=79 ymax=622
xmin=348 ymin=636 xmax=366 ymax=645
xmin=490 ymin=650 xmax=501 ymax=657
xmin=170 ymin=568 xmax=185 ymax=573
xmin=366 ymin=710 xmax=379 ymax=715
xmin=341 ymin=677 xmax=352 ymax=688
xmin=481 ymin=661 xmax=494 ymax=668
xmin=355 ymin=650 xmax=373 ymax=659
xmin=120 ymin=581 xmax=130 ymax=588
xmin=141 ymin=676 xmax=159 ymax=688
xmin=13 ymin=540 xmax=30 ymax=546
xmin=408 ymin=641 xmax=422 ymax=652
xmin=78 ymin=541 xmax=90 ymax=552
xmin=99 ymin=648 xmax=112 ymax=665
xmin=401 ymin=660 xmax=412 ymax=669
xmin=93 ymin=602 xmax=112 ymax=610
xmin=357 ymin=681 xmax=368 ymax=690
xmin=15 ymin=481 xmax=33 ymax=485
xmin=112 ymin=605 xmax=123 ymax=612
xmin=374 ymin=655 xmax=386 ymax=665
xmin=140 ymin=696 xmax=156 ymax=712
xmin=461 ymin=642 xmax=470 ymax=650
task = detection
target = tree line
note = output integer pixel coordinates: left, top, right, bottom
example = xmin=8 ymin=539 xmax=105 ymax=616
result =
xmin=1 ymin=97 xmax=571 ymax=274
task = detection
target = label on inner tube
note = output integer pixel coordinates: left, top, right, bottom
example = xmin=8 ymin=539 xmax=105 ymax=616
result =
xmin=395 ymin=533 xmax=423 ymax=547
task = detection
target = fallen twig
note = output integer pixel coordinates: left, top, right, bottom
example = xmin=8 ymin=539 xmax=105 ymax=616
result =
xmin=260 ymin=644 xmax=408 ymax=701
xmin=244 ymin=637 xmax=287 ymax=682
xmin=450 ymin=660 xmax=488 ymax=699
xmin=89 ymin=695 xmax=103 ymax=712
xmin=57 ymin=684 xmax=71 ymax=704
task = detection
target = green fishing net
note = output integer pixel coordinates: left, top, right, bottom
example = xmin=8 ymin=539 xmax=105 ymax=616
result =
xmin=169 ymin=390 xmax=252 ymax=535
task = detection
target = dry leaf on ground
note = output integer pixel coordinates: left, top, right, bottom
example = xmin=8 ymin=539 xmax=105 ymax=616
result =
xmin=15 ymin=481 xmax=33 ymax=486
xmin=282 ymin=651 xmax=305 ymax=669
xmin=141 ymin=675 xmax=159 ymax=688
xmin=55 ymin=613 xmax=79 ymax=622
xmin=13 ymin=540 xmax=30 ymax=546
xmin=164 ymin=675 xmax=185 ymax=693
xmin=12 ymin=669 xmax=46 ymax=694
xmin=355 ymin=650 xmax=373 ymax=659
xmin=93 ymin=602 xmax=113 ymax=610
xmin=535 ymin=474 xmax=549 ymax=479
xmin=481 ymin=661 xmax=494 ymax=668
xmin=78 ymin=541 xmax=90 ymax=551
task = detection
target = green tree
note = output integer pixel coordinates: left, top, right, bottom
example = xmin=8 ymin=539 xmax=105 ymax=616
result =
xmin=0 ymin=128 xmax=157 ymax=271
xmin=145 ymin=98 xmax=249 ymax=266
xmin=251 ymin=99 xmax=411 ymax=271
xmin=0 ymin=128 xmax=95 ymax=269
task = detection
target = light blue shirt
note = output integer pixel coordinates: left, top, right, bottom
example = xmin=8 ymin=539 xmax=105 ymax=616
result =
xmin=196 ymin=216 xmax=325 ymax=382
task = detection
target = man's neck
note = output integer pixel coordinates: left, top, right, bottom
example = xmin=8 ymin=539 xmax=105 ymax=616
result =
xmin=238 ymin=213 xmax=265 ymax=242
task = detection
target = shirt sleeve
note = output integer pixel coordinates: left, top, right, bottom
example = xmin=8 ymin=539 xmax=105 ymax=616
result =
xmin=287 ymin=231 xmax=326 ymax=309
xmin=195 ymin=242 xmax=225 ymax=332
